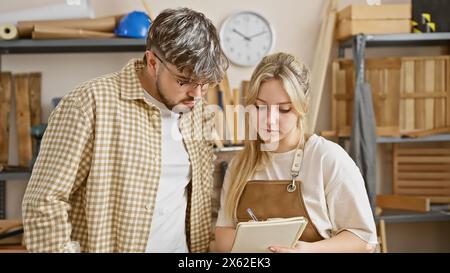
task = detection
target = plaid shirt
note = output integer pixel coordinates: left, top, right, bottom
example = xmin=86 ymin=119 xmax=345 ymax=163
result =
xmin=22 ymin=59 xmax=216 ymax=252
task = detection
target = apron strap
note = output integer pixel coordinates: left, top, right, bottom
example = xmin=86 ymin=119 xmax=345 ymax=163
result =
xmin=288 ymin=134 xmax=305 ymax=192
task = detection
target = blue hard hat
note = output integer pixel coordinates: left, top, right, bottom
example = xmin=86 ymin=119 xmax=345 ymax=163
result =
xmin=115 ymin=11 xmax=151 ymax=38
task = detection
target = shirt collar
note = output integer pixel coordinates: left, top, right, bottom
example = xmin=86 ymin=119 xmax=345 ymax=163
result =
xmin=119 ymin=58 xmax=146 ymax=101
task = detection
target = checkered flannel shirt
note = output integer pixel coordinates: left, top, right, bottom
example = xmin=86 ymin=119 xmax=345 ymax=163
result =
xmin=22 ymin=59 xmax=216 ymax=252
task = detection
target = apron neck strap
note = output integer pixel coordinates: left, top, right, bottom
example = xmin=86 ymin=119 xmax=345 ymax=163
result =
xmin=291 ymin=133 xmax=305 ymax=179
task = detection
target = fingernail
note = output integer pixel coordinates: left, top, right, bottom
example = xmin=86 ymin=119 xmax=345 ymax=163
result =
xmin=269 ymin=247 xmax=275 ymax=252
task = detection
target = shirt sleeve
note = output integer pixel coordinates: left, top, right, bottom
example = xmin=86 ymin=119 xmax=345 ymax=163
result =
xmin=215 ymin=160 xmax=235 ymax=228
xmin=324 ymin=150 xmax=379 ymax=245
xmin=22 ymin=97 xmax=93 ymax=252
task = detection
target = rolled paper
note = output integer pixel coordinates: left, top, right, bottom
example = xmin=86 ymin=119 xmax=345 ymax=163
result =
xmin=32 ymin=25 xmax=115 ymax=39
xmin=17 ymin=16 xmax=117 ymax=38
xmin=0 ymin=23 xmax=19 ymax=40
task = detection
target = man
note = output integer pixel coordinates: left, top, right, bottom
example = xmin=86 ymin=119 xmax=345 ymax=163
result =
xmin=22 ymin=7 xmax=228 ymax=252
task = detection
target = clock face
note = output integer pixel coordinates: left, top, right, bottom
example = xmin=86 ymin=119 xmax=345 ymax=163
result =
xmin=220 ymin=11 xmax=275 ymax=67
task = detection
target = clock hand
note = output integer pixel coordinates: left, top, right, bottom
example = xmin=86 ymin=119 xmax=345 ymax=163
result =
xmin=232 ymin=28 xmax=251 ymax=41
xmin=248 ymin=30 xmax=268 ymax=39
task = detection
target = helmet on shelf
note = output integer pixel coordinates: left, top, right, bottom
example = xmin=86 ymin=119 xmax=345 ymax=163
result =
xmin=115 ymin=11 xmax=151 ymax=38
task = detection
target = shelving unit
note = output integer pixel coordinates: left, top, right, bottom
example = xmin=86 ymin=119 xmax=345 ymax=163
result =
xmin=337 ymin=33 xmax=450 ymax=224
xmin=0 ymin=38 xmax=146 ymax=218
xmin=0 ymin=38 xmax=146 ymax=54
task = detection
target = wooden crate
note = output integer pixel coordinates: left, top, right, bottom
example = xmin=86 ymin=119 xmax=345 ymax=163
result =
xmin=337 ymin=4 xmax=411 ymax=21
xmin=393 ymin=142 xmax=450 ymax=197
xmin=337 ymin=19 xmax=411 ymax=41
xmin=336 ymin=4 xmax=411 ymax=40
xmin=331 ymin=56 xmax=450 ymax=137
xmin=0 ymin=73 xmax=12 ymax=165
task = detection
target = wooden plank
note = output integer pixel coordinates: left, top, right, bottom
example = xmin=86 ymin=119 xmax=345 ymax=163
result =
xmin=376 ymin=195 xmax=430 ymax=212
xmin=447 ymin=57 xmax=450 ymax=127
xmin=341 ymin=57 xmax=401 ymax=70
xmin=379 ymin=220 xmax=388 ymax=253
xmin=337 ymin=4 xmax=411 ymax=21
xmin=403 ymin=60 xmax=415 ymax=131
xmin=403 ymin=56 xmax=449 ymax=62
xmin=369 ymin=69 xmax=383 ymax=126
xmin=385 ymin=68 xmax=400 ymax=128
xmin=398 ymin=164 xmax=450 ymax=172
xmin=434 ymin=59 xmax=446 ymax=128
xmin=398 ymin=171 xmax=450 ymax=179
xmin=397 ymin=148 xmax=450 ymax=155
xmin=401 ymin=127 xmax=450 ymax=137
xmin=0 ymin=73 xmax=12 ymax=165
xmin=337 ymin=68 xmax=347 ymax=129
xmin=332 ymin=61 xmax=339 ymax=131
xmin=308 ymin=0 xmax=339 ymax=132
xmin=397 ymin=156 xmax=450 ymax=163
xmin=241 ymin=80 xmax=250 ymax=105
xmin=337 ymin=19 xmax=410 ymax=40
xmin=218 ymin=73 xmax=232 ymax=106
xmin=428 ymin=196 xmax=450 ymax=203
xmin=424 ymin=60 xmax=435 ymax=130
xmin=400 ymin=92 xmax=447 ymax=99
xmin=233 ymin=88 xmax=242 ymax=145
xmin=335 ymin=125 xmax=400 ymax=137
xmin=14 ymin=74 xmax=32 ymax=167
xmin=345 ymin=65 xmax=354 ymax=128
xmin=206 ymin=85 xmax=219 ymax=106
xmin=28 ymin=72 xmax=41 ymax=152
xmin=414 ymin=60 xmax=425 ymax=130
xmin=397 ymin=180 xmax=450 ymax=187
xmin=396 ymin=188 xmax=450 ymax=196
xmin=393 ymin=143 xmax=399 ymax=194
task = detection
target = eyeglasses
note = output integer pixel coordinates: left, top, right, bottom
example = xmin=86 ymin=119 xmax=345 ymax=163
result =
xmin=153 ymin=52 xmax=211 ymax=92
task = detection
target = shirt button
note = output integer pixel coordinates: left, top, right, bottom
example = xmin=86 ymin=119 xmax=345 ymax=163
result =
xmin=145 ymin=203 xmax=152 ymax=211
xmin=151 ymin=114 xmax=158 ymax=120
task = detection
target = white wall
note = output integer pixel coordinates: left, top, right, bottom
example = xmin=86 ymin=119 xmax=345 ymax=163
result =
xmin=2 ymin=0 xmax=449 ymax=252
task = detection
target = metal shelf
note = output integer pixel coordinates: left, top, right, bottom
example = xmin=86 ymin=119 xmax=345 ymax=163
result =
xmin=376 ymin=209 xmax=450 ymax=224
xmin=0 ymin=170 xmax=32 ymax=181
xmin=339 ymin=32 xmax=450 ymax=49
xmin=0 ymin=38 xmax=146 ymax=54
xmin=0 ymin=169 xmax=31 ymax=219
xmin=377 ymin=134 xmax=450 ymax=143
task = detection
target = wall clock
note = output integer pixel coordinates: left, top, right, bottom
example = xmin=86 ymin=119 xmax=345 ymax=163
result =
xmin=220 ymin=11 xmax=275 ymax=67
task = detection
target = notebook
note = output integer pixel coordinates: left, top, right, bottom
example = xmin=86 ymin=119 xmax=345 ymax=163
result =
xmin=230 ymin=216 xmax=308 ymax=253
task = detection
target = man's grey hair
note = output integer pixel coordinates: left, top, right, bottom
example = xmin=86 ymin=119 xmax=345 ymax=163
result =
xmin=145 ymin=7 xmax=229 ymax=83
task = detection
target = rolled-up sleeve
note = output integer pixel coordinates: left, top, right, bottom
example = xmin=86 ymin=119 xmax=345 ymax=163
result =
xmin=325 ymin=156 xmax=378 ymax=245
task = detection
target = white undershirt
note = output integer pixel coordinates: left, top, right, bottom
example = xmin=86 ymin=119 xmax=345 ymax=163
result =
xmin=216 ymin=134 xmax=378 ymax=245
xmin=143 ymin=91 xmax=191 ymax=253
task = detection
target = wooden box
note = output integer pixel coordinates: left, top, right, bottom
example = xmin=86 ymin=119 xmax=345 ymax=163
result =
xmin=393 ymin=142 xmax=450 ymax=197
xmin=337 ymin=19 xmax=411 ymax=40
xmin=331 ymin=56 xmax=450 ymax=137
xmin=338 ymin=4 xmax=411 ymax=21
xmin=336 ymin=4 xmax=411 ymax=40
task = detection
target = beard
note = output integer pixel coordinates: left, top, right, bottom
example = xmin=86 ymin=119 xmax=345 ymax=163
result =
xmin=155 ymin=73 xmax=197 ymax=112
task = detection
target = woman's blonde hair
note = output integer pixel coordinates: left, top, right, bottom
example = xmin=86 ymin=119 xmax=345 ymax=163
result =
xmin=224 ymin=52 xmax=311 ymax=220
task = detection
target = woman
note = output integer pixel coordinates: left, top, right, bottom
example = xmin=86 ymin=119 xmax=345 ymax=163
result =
xmin=214 ymin=52 xmax=378 ymax=253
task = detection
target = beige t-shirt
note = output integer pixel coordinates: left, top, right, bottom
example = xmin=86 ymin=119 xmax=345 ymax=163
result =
xmin=216 ymin=134 xmax=378 ymax=244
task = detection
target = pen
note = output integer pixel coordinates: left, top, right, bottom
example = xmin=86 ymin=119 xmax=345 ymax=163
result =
xmin=246 ymin=208 xmax=259 ymax=221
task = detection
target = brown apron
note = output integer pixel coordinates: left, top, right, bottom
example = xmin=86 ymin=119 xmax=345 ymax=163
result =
xmin=235 ymin=135 xmax=324 ymax=243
